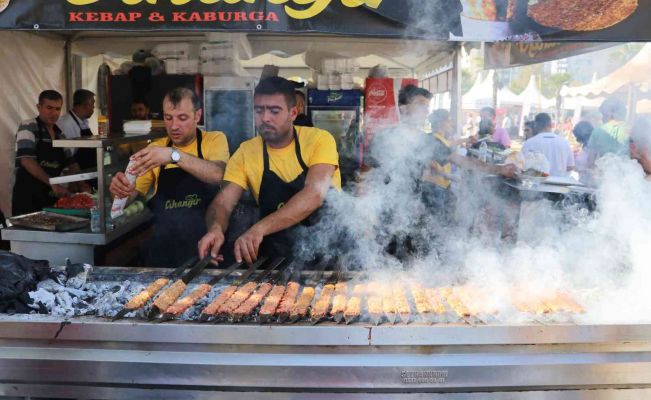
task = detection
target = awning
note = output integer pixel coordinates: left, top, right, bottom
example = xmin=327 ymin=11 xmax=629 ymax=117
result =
xmin=2 ymin=1 xmax=651 ymax=42
xmin=560 ymin=44 xmax=651 ymax=99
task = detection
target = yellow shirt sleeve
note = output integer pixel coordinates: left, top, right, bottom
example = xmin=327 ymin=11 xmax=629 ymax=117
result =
xmin=135 ymin=169 xmax=156 ymax=197
xmin=308 ymin=130 xmax=340 ymax=168
xmin=203 ymin=131 xmax=230 ymax=163
xmin=223 ymin=146 xmax=249 ymax=191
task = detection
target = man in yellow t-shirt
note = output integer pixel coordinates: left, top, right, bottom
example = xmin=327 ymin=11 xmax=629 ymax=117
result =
xmin=199 ymin=77 xmax=340 ymax=264
xmin=110 ymin=87 xmax=229 ymax=267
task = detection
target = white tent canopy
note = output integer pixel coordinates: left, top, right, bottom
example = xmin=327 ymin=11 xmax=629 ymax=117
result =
xmin=518 ymin=75 xmax=556 ymax=110
xmin=560 ymin=44 xmax=651 ymax=98
xmin=462 ymin=70 xmax=494 ymax=109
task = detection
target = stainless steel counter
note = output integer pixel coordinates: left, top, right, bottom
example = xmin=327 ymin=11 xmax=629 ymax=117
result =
xmin=1 ymin=211 xmax=151 ymax=265
xmin=1 ymin=315 xmax=651 ymax=399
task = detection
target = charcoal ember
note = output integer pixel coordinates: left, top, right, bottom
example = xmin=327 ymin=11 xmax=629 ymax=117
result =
xmin=28 ymin=288 xmax=56 ymax=311
xmin=37 ymin=279 xmax=66 ymax=293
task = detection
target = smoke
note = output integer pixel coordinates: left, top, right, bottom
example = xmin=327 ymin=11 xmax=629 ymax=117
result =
xmin=296 ymin=114 xmax=651 ymax=324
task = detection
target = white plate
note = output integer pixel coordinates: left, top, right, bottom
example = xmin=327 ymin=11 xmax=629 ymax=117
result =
xmin=0 ymin=0 xmax=10 ymax=13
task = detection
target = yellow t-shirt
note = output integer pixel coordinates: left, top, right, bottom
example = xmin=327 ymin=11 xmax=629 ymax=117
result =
xmin=135 ymin=131 xmax=230 ymax=197
xmin=224 ymin=126 xmax=341 ymax=203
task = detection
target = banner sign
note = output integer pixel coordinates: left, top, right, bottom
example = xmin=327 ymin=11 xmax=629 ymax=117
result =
xmin=0 ymin=0 xmax=648 ymax=41
xmin=485 ymin=42 xmax=616 ymax=69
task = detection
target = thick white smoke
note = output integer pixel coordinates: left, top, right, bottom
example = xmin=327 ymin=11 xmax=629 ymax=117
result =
xmin=297 ymin=119 xmax=651 ymax=324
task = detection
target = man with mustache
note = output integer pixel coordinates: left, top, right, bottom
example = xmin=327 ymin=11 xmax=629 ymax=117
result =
xmin=199 ymin=77 xmax=341 ymax=264
xmin=109 ymin=87 xmax=229 ymax=267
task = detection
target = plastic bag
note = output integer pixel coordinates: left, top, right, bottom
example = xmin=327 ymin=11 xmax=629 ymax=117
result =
xmin=0 ymin=251 xmax=49 ymax=313
xmin=521 ymin=151 xmax=551 ymax=176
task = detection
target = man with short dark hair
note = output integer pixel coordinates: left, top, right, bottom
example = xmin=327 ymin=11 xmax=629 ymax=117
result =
xmin=587 ymin=97 xmax=629 ymax=159
xmin=199 ymin=77 xmax=341 ymax=263
xmin=12 ymin=90 xmax=83 ymax=215
xmin=522 ymin=113 xmax=575 ymax=177
xmin=130 ymin=100 xmax=151 ymax=120
xmin=110 ymin=87 xmax=230 ymax=267
xmin=58 ymin=89 xmax=96 ymax=172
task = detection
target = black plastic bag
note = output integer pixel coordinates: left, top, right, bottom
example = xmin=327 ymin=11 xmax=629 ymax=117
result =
xmin=0 ymin=251 xmax=49 ymax=313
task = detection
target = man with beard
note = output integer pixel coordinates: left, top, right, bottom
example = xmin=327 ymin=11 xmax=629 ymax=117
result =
xmin=198 ymin=77 xmax=341 ymax=264
xmin=109 ymin=87 xmax=229 ymax=267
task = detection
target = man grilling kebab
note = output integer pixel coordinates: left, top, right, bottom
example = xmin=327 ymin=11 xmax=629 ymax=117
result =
xmin=109 ymin=87 xmax=230 ymax=267
xmin=198 ymin=77 xmax=341 ymax=264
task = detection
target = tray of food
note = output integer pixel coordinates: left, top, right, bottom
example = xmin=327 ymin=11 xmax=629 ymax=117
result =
xmin=44 ymin=193 xmax=95 ymax=217
xmin=9 ymin=211 xmax=89 ymax=232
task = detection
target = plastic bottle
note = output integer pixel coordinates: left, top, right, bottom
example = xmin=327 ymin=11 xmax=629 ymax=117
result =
xmin=90 ymin=203 xmax=101 ymax=233
xmin=98 ymin=115 xmax=109 ymax=137
xmin=479 ymin=141 xmax=489 ymax=163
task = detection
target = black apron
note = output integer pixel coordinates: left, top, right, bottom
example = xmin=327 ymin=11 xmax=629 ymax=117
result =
xmin=144 ymin=131 xmax=218 ymax=268
xmin=69 ymin=112 xmax=97 ymax=172
xmin=258 ymin=129 xmax=317 ymax=258
xmin=12 ymin=119 xmax=68 ymax=216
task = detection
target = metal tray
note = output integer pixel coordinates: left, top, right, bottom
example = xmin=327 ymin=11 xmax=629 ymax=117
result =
xmin=9 ymin=211 xmax=89 ymax=232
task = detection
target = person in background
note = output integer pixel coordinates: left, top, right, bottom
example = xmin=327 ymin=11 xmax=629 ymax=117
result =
xmin=629 ymin=117 xmax=651 ymax=180
xmin=523 ymin=121 xmax=536 ymax=140
xmin=293 ymin=91 xmax=313 ymax=127
xmin=522 ymin=113 xmax=575 ymax=177
xmin=479 ymin=107 xmax=511 ymax=148
xmin=198 ymin=77 xmax=340 ymax=264
xmin=12 ymin=90 xmax=85 ymax=216
xmin=587 ymin=97 xmax=629 ymax=160
xmin=57 ymin=89 xmax=97 ymax=173
xmin=130 ymin=99 xmax=151 ymax=120
xmin=109 ymin=87 xmax=229 ymax=268
xmin=572 ymin=121 xmax=594 ymax=178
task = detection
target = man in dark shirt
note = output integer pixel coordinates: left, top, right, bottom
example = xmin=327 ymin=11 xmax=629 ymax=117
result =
xmin=293 ymin=91 xmax=313 ymax=127
xmin=12 ymin=91 xmax=81 ymax=216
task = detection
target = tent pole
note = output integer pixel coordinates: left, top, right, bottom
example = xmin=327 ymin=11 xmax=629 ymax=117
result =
xmin=451 ymin=43 xmax=462 ymax=138
xmin=65 ymin=38 xmax=73 ymax=110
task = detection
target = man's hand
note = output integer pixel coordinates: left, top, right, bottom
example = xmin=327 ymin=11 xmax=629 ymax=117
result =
xmin=129 ymin=146 xmax=173 ymax=177
xmin=233 ymin=226 xmax=265 ymax=264
xmin=109 ymin=172 xmax=136 ymax=199
xmin=498 ymin=164 xmax=519 ymax=179
xmin=79 ymin=182 xmax=93 ymax=193
xmin=198 ymin=229 xmax=226 ymax=259
xmin=51 ymin=184 xmax=69 ymax=198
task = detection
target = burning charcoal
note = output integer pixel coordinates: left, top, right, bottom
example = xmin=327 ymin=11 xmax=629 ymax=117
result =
xmin=65 ymin=259 xmax=85 ymax=279
xmin=310 ymin=284 xmax=335 ymax=324
xmin=37 ymin=279 xmax=65 ymax=293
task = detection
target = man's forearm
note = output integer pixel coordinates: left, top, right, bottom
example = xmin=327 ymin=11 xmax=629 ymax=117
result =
xmin=206 ymin=203 xmax=232 ymax=233
xmin=20 ymin=158 xmax=53 ymax=185
xmin=254 ymin=186 xmax=324 ymax=236
xmin=178 ymin=152 xmax=225 ymax=185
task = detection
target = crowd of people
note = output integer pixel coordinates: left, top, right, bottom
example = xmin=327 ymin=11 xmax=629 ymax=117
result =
xmin=8 ymin=79 xmax=651 ymax=266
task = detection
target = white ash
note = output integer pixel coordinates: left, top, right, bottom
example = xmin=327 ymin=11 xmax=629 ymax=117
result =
xmin=28 ymin=264 xmax=146 ymax=318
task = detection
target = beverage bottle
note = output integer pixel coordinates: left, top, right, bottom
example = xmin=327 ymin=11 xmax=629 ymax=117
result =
xmin=479 ymin=141 xmax=489 ymax=163
xmin=90 ymin=201 xmax=101 ymax=233
xmin=98 ymin=115 xmax=109 ymax=137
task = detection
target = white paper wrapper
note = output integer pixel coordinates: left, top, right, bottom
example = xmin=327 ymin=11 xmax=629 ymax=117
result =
xmin=110 ymin=160 xmax=137 ymax=219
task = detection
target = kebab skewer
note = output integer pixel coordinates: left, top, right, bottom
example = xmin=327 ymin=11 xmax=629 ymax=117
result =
xmin=259 ymin=261 xmax=297 ymax=323
xmin=197 ymin=257 xmax=271 ymax=322
xmin=289 ymin=286 xmax=316 ymax=322
xmin=331 ymin=282 xmax=349 ymax=323
xmin=161 ymin=260 xmax=245 ymax=320
xmin=393 ymin=285 xmax=411 ymax=324
xmin=231 ymin=260 xmax=293 ymax=322
xmin=147 ymin=256 xmax=213 ymax=320
xmin=366 ymin=282 xmax=383 ymax=325
xmin=112 ymin=257 xmax=197 ymax=321
xmin=343 ymin=284 xmax=366 ymax=325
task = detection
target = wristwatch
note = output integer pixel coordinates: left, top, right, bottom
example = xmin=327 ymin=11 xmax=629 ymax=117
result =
xmin=170 ymin=149 xmax=181 ymax=164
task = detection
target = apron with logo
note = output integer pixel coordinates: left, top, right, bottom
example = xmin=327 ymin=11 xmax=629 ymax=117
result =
xmin=258 ymin=128 xmax=319 ymax=259
xmin=144 ymin=131 xmax=218 ymax=267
